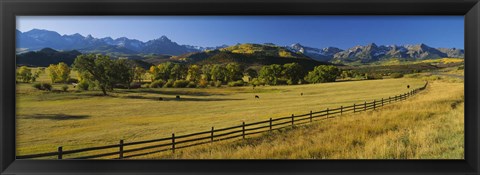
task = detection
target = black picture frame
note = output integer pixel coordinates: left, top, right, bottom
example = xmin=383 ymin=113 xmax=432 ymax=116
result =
xmin=1 ymin=0 xmax=479 ymax=174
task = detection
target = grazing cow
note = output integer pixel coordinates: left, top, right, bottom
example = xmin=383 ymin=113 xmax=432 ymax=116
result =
xmin=301 ymin=92 xmax=303 ymax=96
xmin=176 ymin=95 xmax=181 ymax=99
xmin=158 ymin=97 xmax=163 ymax=101
xmin=407 ymin=85 xmax=410 ymax=89
xmin=72 ymin=83 xmax=77 ymax=88
xmin=255 ymin=95 xmax=260 ymax=99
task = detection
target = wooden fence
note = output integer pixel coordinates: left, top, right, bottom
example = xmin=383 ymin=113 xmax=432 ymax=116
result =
xmin=17 ymin=81 xmax=428 ymax=159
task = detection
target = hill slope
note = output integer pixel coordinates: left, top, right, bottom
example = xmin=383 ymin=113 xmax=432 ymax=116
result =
xmin=16 ymin=48 xmax=82 ymax=67
xmin=16 ymin=48 xmax=153 ymax=69
xmin=172 ymin=43 xmax=329 ymax=69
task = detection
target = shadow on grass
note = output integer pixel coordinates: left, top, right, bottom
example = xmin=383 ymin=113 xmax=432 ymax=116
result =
xmin=20 ymin=114 xmax=91 ymax=120
xmin=121 ymin=95 xmax=243 ymax=102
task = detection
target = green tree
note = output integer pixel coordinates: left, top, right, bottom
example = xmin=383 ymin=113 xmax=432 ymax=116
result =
xmin=149 ymin=65 xmax=160 ymax=81
xmin=225 ymin=63 xmax=243 ymax=82
xmin=47 ymin=62 xmax=71 ymax=83
xmin=244 ymin=68 xmax=258 ymax=78
xmin=170 ymin=64 xmax=185 ymax=80
xmin=158 ymin=62 xmax=175 ymax=81
xmin=201 ymin=64 xmax=212 ymax=81
xmin=57 ymin=62 xmax=71 ymax=83
xmin=30 ymin=71 xmax=41 ymax=82
xmin=340 ymin=70 xmax=350 ymax=79
xmin=244 ymin=68 xmax=258 ymax=82
xmin=134 ymin=66 xmax=146 ymax=83
xmin=259 ymin=64 xmax=283 ymax=85
xmin=304 ymin=65 xmax=340 ymax=83
xmin=73 ymin=54 xmax=118 ymax=95
xmin=282 ymin=63 xmax=304 ymax=85
xmin=187 ymin=64 xmax=201 ymax=82
xmin=17 ymin=66 xmax=33 ymax=83
xmin=47 ymin=64 xmax=59 ymax=83
xmin=210 ymin=64 xmax=226 ymax=82
xmin=112 ymin=59 xmax=135 ymax=89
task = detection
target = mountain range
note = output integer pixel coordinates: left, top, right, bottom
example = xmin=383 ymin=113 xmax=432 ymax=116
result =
xmin=16 ymin=29 xmax=227 ymax=56
xmin=16 ymin=29 xmax=464 ymax=65
xmin=287 ymin=43 xmax=464 ymax=64
xmin=16 ymin=43 xmax=327 ymax=70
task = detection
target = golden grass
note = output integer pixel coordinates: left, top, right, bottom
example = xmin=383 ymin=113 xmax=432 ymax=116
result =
xmin=142 ymin=80 xmax=464 ymax=159
xmin=421 ymin=58 xmax=464 ymax=64
xmin=16 ymin=74 xmax=426 ymax=157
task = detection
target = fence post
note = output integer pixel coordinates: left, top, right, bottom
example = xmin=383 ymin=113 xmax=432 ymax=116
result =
xmin=269 ymin=118 xmax=272 ymax=131
xmin=310 ymin=111 xmax=313 ymax=122
xmin=389 ymin=96 xmax=391 ymax=103
xmin=326 ymin=108 xmax=329 ymax=118
xmin=119 ymin=140 xmax=124 ymax=159
xmin=404 ymin=93 xmax=407 ymax=100
xmin=395 ymin=95 xmax=397 ymax=102
xmin=211 ymin=127 xmax=214 ymax=143
xmin=242 ymin=121 xmax=245 ymax=139
xmin=381 ymin=98 xmax=384 ymax=107
xmin=58 ymin=146 xmax=63 ymax=160
xmin=291 ymin=114 xmax=294 ymax=126
xmin=373 ymin=100 xmax=376 ymax=110
xmin=353 ymin=104 xmax=356 ymax=113
xmin=364 ymin=101 xmax=366 ymax=111
xmin=172 ymin=133 xmax=175 ymax=154
xmin=340 ymin=106 xmax=343 ymax=115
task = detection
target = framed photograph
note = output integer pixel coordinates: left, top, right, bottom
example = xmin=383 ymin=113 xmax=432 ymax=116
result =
xmin=1 ymin=0 xmax=479 ymax=174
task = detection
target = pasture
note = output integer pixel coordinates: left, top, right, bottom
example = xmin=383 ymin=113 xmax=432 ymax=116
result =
xmin=158 ymin=78 xmax=463 ymax=159
xmin=16 ymin=71 xmax=425 ymax=156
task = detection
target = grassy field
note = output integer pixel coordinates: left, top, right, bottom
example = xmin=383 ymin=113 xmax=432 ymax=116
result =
xmin=148 ymin=76 xmax=464 ymax=159
xmin=16 ymin=70 xmax=427 ymax=157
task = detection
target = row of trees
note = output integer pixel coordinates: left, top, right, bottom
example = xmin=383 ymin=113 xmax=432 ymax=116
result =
xmin=149 ymin=62 xmax=246 ymax=83
xmin=148 ymin=62 xmax=341 ymax=87
xmin=17 ymin=55 xmax=141 ymax=95
xmin=258 ymin=63 xmax=341 ymax=85
xmin=18 ymin=54 xmax=345 ymax=95
xmin=16 ymin=66 xmax=42 ymax=83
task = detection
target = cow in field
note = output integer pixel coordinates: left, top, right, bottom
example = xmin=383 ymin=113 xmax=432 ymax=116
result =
xmin=255 ymin=95 xmax=260 ymax=99
xmin=176 ymin=95 xmax=181 ymax=99
xmin=407 ymin=85 xmax=410 ymax=89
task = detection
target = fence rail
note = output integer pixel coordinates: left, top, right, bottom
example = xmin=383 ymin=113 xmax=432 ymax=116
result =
xmin=17 ymin=81 xmax=428 ymax=160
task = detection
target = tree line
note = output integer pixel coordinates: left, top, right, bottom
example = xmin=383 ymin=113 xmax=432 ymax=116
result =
xmin=17 ymin=54 xmax=345 ymax=95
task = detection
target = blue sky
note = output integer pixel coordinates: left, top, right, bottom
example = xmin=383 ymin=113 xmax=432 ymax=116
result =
xmin=16 ymin=16 xmax=464 ymax=49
